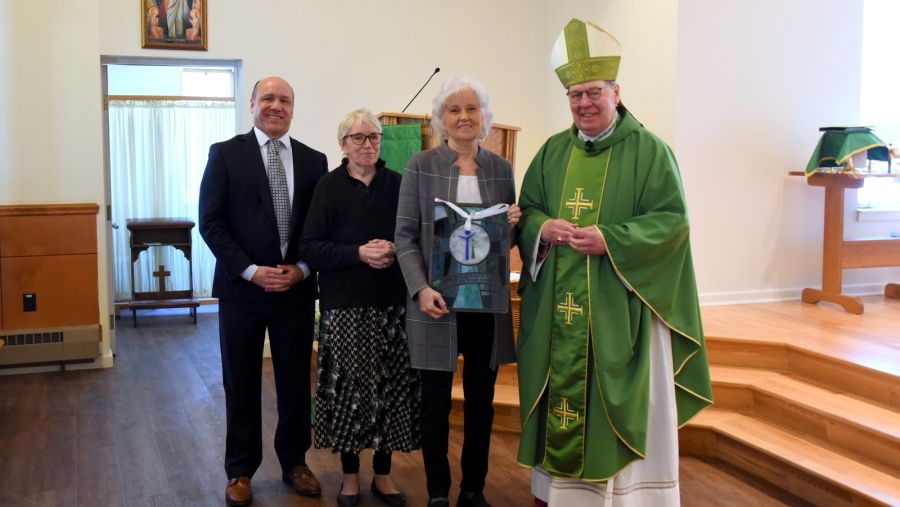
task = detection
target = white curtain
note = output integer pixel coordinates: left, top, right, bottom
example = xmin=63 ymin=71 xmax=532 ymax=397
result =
xmin=109 ymin=99 xmax=235 ymax=301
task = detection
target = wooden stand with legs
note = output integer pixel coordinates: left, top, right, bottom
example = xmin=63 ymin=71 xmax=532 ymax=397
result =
xmin=126 ymin=218 xmax=199 ymax=326
xmin=792 ymin=172 xmax=900 ymax=314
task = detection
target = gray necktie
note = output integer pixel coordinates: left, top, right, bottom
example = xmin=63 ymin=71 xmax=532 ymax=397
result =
xmin=267 ymin=139 xmax=290 ymax=246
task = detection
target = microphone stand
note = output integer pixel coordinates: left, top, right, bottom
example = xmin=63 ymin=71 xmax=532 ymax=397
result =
xmin=402 ymin=68 xmax=440 ymax=113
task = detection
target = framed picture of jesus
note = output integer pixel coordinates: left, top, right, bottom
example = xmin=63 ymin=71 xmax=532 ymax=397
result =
xmin=430 ymin=201 xmax=510 ymax=313
xmin=142 ymin=0 xmax=208 ymax=51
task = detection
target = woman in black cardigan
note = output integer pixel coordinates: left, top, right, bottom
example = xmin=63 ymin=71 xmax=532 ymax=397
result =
xmin=298 ymin=109 xmax=420 ymax=507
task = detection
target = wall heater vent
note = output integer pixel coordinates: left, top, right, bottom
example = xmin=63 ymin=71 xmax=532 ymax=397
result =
xmin=0 ymin=325 xmax=100 ymax=367
xmin=1 ymin=332 xmax=65 ymax=346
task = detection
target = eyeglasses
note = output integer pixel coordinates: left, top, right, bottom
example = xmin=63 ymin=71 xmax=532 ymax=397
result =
xmin=342 ymin=133 xmax=383 ymax=145
xmin=566 ymin=83 xmax=612 ymax=104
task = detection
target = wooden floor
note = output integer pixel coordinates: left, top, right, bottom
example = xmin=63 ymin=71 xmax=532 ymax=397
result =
xmin=0 ymin=310 xmax=817 ymax=507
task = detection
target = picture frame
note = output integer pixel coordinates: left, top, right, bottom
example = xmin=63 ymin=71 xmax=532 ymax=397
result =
xmin=141 ymin=0 xmax=208 ymax=51
xmin=430 ymin=202 xmax=510 ymax=313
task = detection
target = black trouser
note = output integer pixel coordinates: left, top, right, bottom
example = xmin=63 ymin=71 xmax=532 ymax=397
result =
xmin=418 ymin=312 xmax=497 ymax=499
xmin=219 ymin=297 xmax=316 ymax=479
xmin=341 ymin=451 xmax=393 ymax=475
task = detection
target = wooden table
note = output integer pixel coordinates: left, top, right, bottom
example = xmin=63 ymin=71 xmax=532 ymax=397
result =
xmin=791 ymin=171 xmax=900 ymax=314
xmin=125 ymin=218 xmax=199 ymax=327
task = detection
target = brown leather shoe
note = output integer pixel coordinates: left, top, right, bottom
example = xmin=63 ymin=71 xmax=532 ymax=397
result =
xmin=282 ymin=464 xmax=321 ymax=496
xmin=225 ymin=477 xmax=252 ymax=506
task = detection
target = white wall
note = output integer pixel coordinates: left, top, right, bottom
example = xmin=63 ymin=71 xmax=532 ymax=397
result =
xmin=0 ymin=2 xmax=10 ymax=192
xmin=676 ymin=0 xmax=899 ymax=303
xmin=99 ymin=0 xmax=552 ymax=176
xmin=0 ymin=1 xmax=104 ymax=204
xmin=0 ymin=0 xmax=113 ymax=367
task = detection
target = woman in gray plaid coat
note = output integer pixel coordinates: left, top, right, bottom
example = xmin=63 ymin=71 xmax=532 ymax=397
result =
xmin=394 ymin=76 xmax=520 ymax=507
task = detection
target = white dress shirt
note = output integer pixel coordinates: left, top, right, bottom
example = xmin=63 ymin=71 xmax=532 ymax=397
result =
xmin=240 ymin=127 xmax=310 ymax=281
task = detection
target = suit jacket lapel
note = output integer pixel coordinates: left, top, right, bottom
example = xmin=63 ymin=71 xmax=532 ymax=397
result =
xmin=289 ymin=138 xmax=304 ymax=239
xmin=241 ymin=129 xmax=278 ymax=228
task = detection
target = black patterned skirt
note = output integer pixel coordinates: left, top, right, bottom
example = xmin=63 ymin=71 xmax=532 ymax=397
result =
xmin=314 ymin=305 xmax=421 ymax=454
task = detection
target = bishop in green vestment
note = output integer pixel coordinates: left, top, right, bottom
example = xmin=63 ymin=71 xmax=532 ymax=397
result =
xmin=516 ymin=19 xmax=712 ymax=499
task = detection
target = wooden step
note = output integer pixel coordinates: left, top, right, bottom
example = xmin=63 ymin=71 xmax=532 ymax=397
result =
xmin=711 ymin=365 xmax=900 ymax=472
xmin=707 ymin=335 xmax=900 ymax=410
xmin=449 ymin=383 xmax=520 ymax=433
xmin=450 ymin=382 xmax=519 ymax=407
xmin=450 ymin=383 xmax=520 ymax=432
xmin=682 ymin=408 xmax=900 ymax=507
xmin=445 ymin=336 xmax=900 ymax=504
xmin=454 ymin=357 xmax=518 ymax=387
xmin=449 ymin=358 xmax=520 ymax=432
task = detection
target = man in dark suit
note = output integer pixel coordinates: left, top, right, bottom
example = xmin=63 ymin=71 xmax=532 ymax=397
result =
xmin=199 ymin=76 xmax=327 ymax=507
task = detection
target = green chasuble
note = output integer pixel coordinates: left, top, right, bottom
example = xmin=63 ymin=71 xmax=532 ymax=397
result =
xmin=515 ymin=107 xmax=713 ymax=481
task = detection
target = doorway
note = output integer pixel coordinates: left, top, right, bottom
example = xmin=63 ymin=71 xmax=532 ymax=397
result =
xmin=100 ymin=57 xmax=242 ymax=354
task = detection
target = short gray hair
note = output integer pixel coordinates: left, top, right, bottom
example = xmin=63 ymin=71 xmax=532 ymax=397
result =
xmin=337 ymin=108 xmax=382 ymax=138
xmin=430 ymin=76 xmax=494 ymax=143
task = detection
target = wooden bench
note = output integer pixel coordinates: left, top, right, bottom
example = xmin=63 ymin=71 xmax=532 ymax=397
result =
xmin=127 ymin=298 xmax=199 ymax=327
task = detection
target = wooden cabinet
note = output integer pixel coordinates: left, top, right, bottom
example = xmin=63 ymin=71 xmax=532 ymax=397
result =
xmin=0 ymin=204 xmax=100 ymax=330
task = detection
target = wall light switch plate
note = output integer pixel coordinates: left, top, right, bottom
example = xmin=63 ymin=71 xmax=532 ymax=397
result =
xmin=23 ymin=293 xmax=36 ymax=312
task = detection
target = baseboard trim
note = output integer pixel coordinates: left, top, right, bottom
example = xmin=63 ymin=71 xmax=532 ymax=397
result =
xmin=699 ymin=283 xmax=887 ymax=306
xmin=0 ymin=352 xmax=114 ymax=376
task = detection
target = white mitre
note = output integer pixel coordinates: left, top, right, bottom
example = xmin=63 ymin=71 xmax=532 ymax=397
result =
xmin=551 ymin=19 xmax=621 ymax=88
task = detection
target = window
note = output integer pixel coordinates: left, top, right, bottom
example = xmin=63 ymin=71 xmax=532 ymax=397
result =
xmin=859 ymin=0 xmax=900 ymax=213
xmin=181 ymin=68 xmax=233 ymax=97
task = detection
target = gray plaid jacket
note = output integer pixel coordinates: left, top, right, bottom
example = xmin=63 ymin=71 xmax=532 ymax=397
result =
xmin=395 ymin=142 xmax=517 ymax=371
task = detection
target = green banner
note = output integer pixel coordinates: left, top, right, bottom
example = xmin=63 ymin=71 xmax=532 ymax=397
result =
xmin=381 ymin=124 xmax=422 ymax=174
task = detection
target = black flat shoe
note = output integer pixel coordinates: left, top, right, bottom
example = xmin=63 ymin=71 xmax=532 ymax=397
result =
xmin=456 ymin=491 xmax=492 ymax=507
xmin=371 ymin=478 xmax=407 ymax=506
xmin=337 ymin=492 xmax=359 ymax=507
xmin=429 ymin=497 xmax=450 ymax=507
xmin=337 ymin=482 xmax=359 ymax=507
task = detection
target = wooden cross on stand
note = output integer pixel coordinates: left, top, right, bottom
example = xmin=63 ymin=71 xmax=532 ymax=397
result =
xmin=153 ymin=265 xmax=170 ymax=292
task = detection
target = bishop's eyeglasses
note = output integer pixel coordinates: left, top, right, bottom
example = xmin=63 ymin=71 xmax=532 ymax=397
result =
xmin=343 ymin=133 xmax=384 ymax=145
xmin=566 ymin=83 xmax=613 ymax=103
